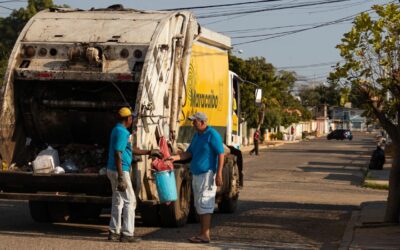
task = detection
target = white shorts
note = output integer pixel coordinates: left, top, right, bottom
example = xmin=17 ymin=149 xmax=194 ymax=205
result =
xmin=192 ymin=170 xmax=217 ymax=215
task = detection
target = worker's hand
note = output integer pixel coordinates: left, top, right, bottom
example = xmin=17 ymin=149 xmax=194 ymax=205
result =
xmin=166 ymin=155 xmax=179 ymax=162
xmin=149 ymin=149 xmax=163 ymax=159
xmin=117 ymin=176 xmax=128 ymax=192
xmin=216 ymin=173 xmax=223 ymax=187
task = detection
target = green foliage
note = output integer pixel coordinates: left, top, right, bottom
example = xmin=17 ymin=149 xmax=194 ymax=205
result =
xmin=0 ymin=0 xmax=61 ymax=83
xmin=229 ymin=54 xmax=309 ymax=129
xmin=298 ymin=82 xmax=341 ymax=108
xmin=0 ymin=58 xmax=8 ymax=81
xmin=330 ymin=4 xmax=400 ymax=222
xmin=276 ymin=131 xmax=283 ymax=140
xmin=329 ymin=3 xmax=400 ymax=139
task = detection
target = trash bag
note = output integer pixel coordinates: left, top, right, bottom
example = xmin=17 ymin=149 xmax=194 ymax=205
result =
xmin=151 ymin=137 xmax=173 ymax=172
xmin=369 ymin=146 xmax=385 ymax=170
xmin=62 ymin=159 xmax=79 ymax=173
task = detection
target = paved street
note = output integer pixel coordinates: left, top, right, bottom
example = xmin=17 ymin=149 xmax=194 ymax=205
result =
xmin=0 ymin=132 xmax=387 ymax=249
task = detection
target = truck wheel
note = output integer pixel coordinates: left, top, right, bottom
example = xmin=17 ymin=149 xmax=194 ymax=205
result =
xmin=140 ymin=205 xmax=161 ymax=227
xmin=69 ymin=203 xmax=103 ymax=222
xmin=48 ymin=202 xmax=70 ymax=222
xmin=159 ymin=167 xmax=191 ymax=227
xmin=29 ymin=201 xmax=51 ymax=223
xmin=218 ymin=194 xmax=239 ymax=213
xmin=218 ymin=160 xmax=240 ymax=213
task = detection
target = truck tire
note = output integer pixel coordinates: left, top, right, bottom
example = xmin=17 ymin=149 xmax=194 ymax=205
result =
xmin=218 ymin=194 xmax=239 ymax=213
xmin=159 ymin=167 xmax=191 ymax=227
xmin=218 ymin=159 xmax=240 ymax=213
xmin=29 ymin=201 xmax=51 ymax=223
xmin=69 ymin=203 xmax=103 ymax=222
xmin=48 ymin=202 xmax=70 ymax=222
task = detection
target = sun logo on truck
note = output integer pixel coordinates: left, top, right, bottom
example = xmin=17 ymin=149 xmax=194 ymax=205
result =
xmin=187 ymin=63 xmax=219 ymax=110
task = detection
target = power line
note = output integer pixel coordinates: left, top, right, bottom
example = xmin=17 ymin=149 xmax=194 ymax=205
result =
xmin=232 ymin=8 xmax=370 ymax=45
xmin=163 ymin=0 xmax=284 ymax=11
xmin=197 ymin=0 xmax=352 ymax=19
xmin=230 ymin=16 xmax=352 ymax=39
xmin=222 ymin=21 xmax=341 ymax=34
xmin=0 ymin=0 xmax=25 ymax=3
xmin=278 ymin=61 xmax=343 ymax=70
xmin=194 ymin=0 xmax=289 ymax=16
xmin=201 ymin=0 xmax=295 ymax=25
xmin=202 ymin=0 xmax=384 ymax=28
xmin=0 ymin=4 xmax=14 ymax=10
xmin=231 ymin=1 xmax=394 ymax=45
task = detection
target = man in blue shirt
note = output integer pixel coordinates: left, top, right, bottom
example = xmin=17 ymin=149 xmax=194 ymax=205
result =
xmin=107 ymin=107 xmax=161 ymax=243
xmin=169 ymin=112 xmax=225 ymax=244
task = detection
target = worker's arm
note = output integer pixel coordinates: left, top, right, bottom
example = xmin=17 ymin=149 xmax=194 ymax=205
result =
xmin=114 ymin=151 xmax=128 ymax=192
xmin=132 ymin=146 xmax=150 ymax=155
xmin=132 ymin=146 xmax=163 ymax=158
xmin=216 ymin=153 xmax=224 ymax=187
xmin=114 ymin=151 xmax=123 ymax=177
xmin=210 ymin=132 xmax=225 ymax=187
xmin=168 ymin=152 xmax=192 ymax=162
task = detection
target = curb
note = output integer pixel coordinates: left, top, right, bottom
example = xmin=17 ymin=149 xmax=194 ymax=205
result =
xmin=362 ymin=169 xmax=389 ymax=190
xmin=339 ymin=211 xmax=360 ymax=250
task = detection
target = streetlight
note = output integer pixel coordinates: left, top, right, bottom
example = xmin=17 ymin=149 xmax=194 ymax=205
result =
xmin=230 ymin=48 xmax=244 ymax=54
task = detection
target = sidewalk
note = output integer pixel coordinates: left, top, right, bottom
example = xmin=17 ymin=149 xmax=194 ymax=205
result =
xmin=341 ymin=159 xmax=400 ymax=249
xmin=340 ymin=201 xmax=400 ymax=250
xmin=363 ymin=158 xmax=391 ymax=189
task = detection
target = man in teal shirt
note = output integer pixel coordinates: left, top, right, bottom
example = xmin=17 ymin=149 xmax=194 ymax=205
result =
xmin=169 ymin=112 xmax=225 ymax=244
xmin=107 ymin=107 xmax=161 ymax=243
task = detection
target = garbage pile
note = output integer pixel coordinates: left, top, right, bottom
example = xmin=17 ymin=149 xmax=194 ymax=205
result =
xmin=369 ymin=136 xmax=386 ymax=170
xmin=58 ymin=144 xmax=106 ymax=173
xmin=32 ymin=144 xmax=107 ymax=174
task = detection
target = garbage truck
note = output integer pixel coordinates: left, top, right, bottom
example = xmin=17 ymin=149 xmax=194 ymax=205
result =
xmin=0 ymin=5 xmax=248 ymax=227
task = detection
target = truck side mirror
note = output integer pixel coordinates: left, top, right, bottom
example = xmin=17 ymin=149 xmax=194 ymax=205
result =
xmin=255 ymin=88 xmax=262 ymax=106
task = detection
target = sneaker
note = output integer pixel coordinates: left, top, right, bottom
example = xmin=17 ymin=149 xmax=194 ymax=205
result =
xmin=108 ymin=231 xmax=120 ymax=241
xmin=120 ymin=235 xmax=141 ymax=243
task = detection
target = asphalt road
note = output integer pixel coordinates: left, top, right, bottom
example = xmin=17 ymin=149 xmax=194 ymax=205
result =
xmin=0 ymin=132 xmax=387 ymax=249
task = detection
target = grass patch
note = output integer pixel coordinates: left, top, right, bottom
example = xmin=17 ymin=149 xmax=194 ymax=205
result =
xmin=362 ymin=181 xmax=389 ymax=190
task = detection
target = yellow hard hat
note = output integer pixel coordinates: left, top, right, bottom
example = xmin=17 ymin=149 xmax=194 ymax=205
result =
xmin=118 ymin=107 xmax=132 ymax=117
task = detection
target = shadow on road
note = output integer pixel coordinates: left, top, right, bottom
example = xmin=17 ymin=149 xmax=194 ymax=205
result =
xmin=271 ymin=148 xmax=368 ymax=155
xmin=0 ymin=199 xmax=109 ymax=241
xmin=306 ymin=161 xmax=366 ymax=167
xmin=324 ymin=173 xmax=363 ymax=186
xmin=144 ymin=200 xmax=355 ymax=249
xmin=0 ymin=199 xmax=355 ymax=248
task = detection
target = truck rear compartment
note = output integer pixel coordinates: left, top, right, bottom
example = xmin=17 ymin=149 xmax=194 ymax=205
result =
xmin=7 ymin=80 xmax=139 ymax=173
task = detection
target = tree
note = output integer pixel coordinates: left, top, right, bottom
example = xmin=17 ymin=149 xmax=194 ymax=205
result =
xmin=0 ymin=0 xmax=60 ymax=81
xmin=298 ymin=83 xmax=341 ymax=108
xmin=229 ymin=54 xmax=310 ymax=130
xmin=329 ymin=3 xmax=400 ymax=222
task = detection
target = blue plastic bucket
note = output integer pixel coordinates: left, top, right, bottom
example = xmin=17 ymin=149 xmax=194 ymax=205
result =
xmin=154 ymin=170 xmax=177 ymax=203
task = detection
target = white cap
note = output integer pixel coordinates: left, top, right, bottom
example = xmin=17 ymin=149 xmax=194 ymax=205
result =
xmin=188 ymin=112 xmax=208 ymax=122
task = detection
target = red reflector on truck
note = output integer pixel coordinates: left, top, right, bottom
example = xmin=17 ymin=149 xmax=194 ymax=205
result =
xmin=117 ymin=74 xmax=132 ymax=81
xmin=36 ymin=72 xmax=53 ymax=78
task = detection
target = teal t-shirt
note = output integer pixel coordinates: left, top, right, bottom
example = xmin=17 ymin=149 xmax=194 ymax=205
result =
xmin=187 ymin=126 xmax=224 ymax=175
xmin=107 ymin=123 xmax=132 ymax=172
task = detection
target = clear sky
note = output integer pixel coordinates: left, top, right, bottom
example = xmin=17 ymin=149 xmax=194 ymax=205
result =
xmin=0 ymin=0 xmax=392 ymax=84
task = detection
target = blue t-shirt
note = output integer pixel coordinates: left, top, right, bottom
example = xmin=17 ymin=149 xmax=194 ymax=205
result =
xmin=107 ymin=123 xmax=132 ymax=172
xmin=187 ymin=126 xmax=224 ymax=175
